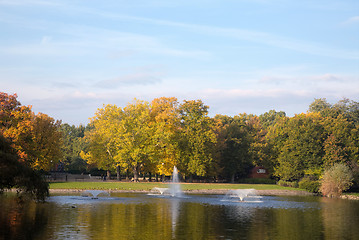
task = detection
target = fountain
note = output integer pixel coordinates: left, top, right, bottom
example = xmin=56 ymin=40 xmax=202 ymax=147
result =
xmin=223 ymin=189 xmax=261 ymax=202
xmin=169 ymin=166 xmax=183 ymax=197
xmin=150 ymin=166 xmax=183 ymax=197
xmin=81 ymin=190 xmax=110 ymax=199
xmin=151 ymin=187 xmax=170 ymax=195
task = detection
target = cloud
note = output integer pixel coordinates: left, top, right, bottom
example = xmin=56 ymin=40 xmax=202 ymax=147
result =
xmin=312 ymin=74 xmax=343 ymax=82
xmin=0 ymin=0 xmax=61 ymax=6
xmin=94 ymin=72 xmax=162 ymax=89
xmin=203 ymin=88 xmax=310 ymax=99
xmin=78 ymin=8 xmax=359 ymax=60
xmin=342 ymin=16 xmax=359 ymax=25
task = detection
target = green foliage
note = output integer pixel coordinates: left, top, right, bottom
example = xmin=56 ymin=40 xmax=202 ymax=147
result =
xmin=178 ymin=100 xmax=217 ymax=177
xmin=320 ymin=163 xmax=354 ymax=197
xmin=60 ymin=123 xmax=87 ymax=172
xmin=238 ymin=178 xmax=276 ymax=184
xmin=309 ymin=97 xmax=359 ymax=125
xmin=277 ymin=180 xmax=298 ymax=188
xmin=215 ymin=114 xmax=252 ymax=182
xmin=269 ymin=113 xmax=325 ymax=181
xmin=298 ymin=178 xmax=320 ymax=193
xmin=259 ymin=110 xmax=286 ymax=128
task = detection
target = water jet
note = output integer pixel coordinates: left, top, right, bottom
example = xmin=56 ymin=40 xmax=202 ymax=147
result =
xmin=81 ymin=190 xmax=110 ymax=199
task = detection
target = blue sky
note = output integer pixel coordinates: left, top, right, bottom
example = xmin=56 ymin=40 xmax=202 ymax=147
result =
xmin=1 ymin=0 xmax=358 ymax=125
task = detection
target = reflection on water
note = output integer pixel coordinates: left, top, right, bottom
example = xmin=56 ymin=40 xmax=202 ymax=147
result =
xmin=1 ymin=193 xmax=359 ymax=240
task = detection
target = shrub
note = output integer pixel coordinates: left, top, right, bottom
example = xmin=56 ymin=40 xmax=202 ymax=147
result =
xmin=239 ymin=178 xmax=276 ymax=184
xmin=277 ymin=180 xmax=298 ymax=188
xmin=320 ymin=163 xmax=354 ymax=197
xmin=299 ymin=178 xmax=320 ymax=193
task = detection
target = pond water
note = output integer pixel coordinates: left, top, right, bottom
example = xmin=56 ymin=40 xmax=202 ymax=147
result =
xmin=1 ymin=192 xmax=359 ymax=240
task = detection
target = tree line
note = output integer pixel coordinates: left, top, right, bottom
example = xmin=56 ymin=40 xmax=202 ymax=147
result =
xmin=1 ymin=92 xmax=359 ymax=197
xmin=72 ymin=97 xmax=359 ymax=185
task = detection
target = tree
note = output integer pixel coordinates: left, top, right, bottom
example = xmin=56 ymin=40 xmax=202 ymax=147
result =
xmin=60 ymin=123 xmax=87 ymax=173
xmin=246 ymin=115 xmax=274 ymax=172
xmin=0 ymin=92 xmax=34 ymax=161
xmin=216 ymin=114 xmax=251 ymax=183
xmin=119 ymin=100 xmax=155 ymax=181
xmin=0 ymin=92 xmax=62 ymax=171
xmin=259 ymin=110 xmax=286 ymax=129
xmin=309 ymin=98 xmax=359 ymax=125
xmin=150 ymin=97 xmax=181 ymax=177
xmin=29 ymin=113 xmax=63 ymax=171
xmin=0 ymin=134 xmax=48 ymax=201
xmin=178 ymin=100 xmax=217 ymax=179
xmin=268 ymin=113 xmax=325 ymax=181
xmin=308 ymin=98 xmax=331 ymax=113
xmin=84 ymin=100 xmax=157 ymax=182
xmin=82 ymin=104 xmax=123 ymax=179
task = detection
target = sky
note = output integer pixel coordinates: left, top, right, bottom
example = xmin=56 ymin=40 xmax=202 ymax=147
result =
xmin=1 ymin=0 xmax=358 ymax=126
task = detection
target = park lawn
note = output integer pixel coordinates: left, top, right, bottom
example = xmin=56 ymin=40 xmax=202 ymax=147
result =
xmin=345 ymin=192 xmax=359 ymax=196
xmin=49 ymin=181 xmax=298 ymax=191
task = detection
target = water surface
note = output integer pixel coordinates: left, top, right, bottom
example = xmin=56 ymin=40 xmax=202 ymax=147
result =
xmin=1 ymin=193 xmax=358 ymax=240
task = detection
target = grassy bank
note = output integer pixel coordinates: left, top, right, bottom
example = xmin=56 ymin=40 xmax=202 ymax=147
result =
xmin=49 ymin=181 xmax=298 ymax=191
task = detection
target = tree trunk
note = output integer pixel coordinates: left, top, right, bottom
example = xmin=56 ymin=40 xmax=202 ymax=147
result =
xmin=231 ymin=173 xmax=235 ymax=183
xmin=133 ymin=166 xmax=139 ymax=182
xmin=148 ymin=172 xmax=152 ymax=182
xmin=107 ymin=170 xmax=111 ymax=180
xmin=116 ymin=165 xmax=121 ymax=181
xmin=189 ymin=175 xmax=193 ymax=183
xmin=126 ymin=169 xmax=130 ymax=181
xmin=155 ymin=174 xmax=159 ymax=182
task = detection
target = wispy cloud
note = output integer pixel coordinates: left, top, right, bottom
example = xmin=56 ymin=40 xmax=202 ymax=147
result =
xmin=203 ymin=88 xmax=310 ymax=99
xmin=2 ymin=2 xmax=357 ymax=60
xmin=0 ymin=0 xmax=61 ymax=6
xmin=94 ymin=72 xmax=162 ymax=89
xmin=77 ymin=8 xmax=359 ymax=60
xmin=342 ymin=16 xmax=359 ymax=25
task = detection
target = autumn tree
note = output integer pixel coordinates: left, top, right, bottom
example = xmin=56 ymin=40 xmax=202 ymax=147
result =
xmin=178 ymin=100 xmax=217 ymax=179
xmin=30 ymin=113 xmax=62 ymax=171
xmin=82 ymin=104 xmax=122 ymax=179
xmin=119 ymin=100 xmax=155 ymax=181
xmin=83 ymin=100 xmax=158 ymax=182
xmin=150 ymin=97 xmax=181 ymax=177
xmin=0 ymin=92 xmax=62 ymax=171
xmin=0 ymin=93 xmax=34 ymax=161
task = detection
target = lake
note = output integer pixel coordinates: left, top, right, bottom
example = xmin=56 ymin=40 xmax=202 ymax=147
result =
xmin=1 ymin=192 xmax=358 ymax=240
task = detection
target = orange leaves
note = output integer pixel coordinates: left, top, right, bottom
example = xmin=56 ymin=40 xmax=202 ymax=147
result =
xmin=0 ymin=92 xmax=62 ymax=170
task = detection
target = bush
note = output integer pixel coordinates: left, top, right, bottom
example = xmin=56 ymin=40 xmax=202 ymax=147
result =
xmin=320 ymin=163 xmax=354 ymax=197
xmin=277 ymin=180 xmax=298 ymax=188
xmin=239 ymin=178 xmax=276 ymax=184
xmin=299 ymin=178 xmax=320 ymax=193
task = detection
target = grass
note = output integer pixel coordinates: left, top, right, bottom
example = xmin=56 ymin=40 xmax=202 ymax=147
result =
xmin=49 ymin=181 xmax=299 ymax=191
xmin=345 ymin=192 xmax=359 ymax=196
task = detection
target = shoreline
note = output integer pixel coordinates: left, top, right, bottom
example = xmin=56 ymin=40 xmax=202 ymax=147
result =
xmin=49 ymin=188 xmax=314 ymax=196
